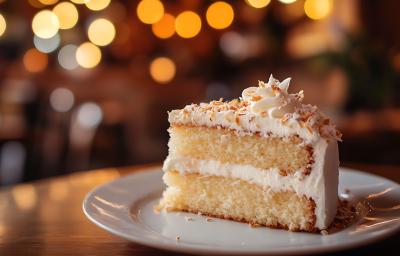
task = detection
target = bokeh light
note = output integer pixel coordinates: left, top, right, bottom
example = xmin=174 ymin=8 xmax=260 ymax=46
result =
xmin=278 ymin=0 xmax=297 ymax=4
xmin=77 ymin=102 xmax=103 ymax=128
xmin=71 ymin=0 xmax=89 ymax=4
xmin=0 ymin=13 xmax=6 ymax=37
xmin=88 ymin=18 xmax=115 ymax=46
xmin=151 ymin=13 xmax=175 ymax=39
xmin=137 ymin=0 xmax=164 ymax=24
xmin=85 ymin=0 xmax=111 ymax=11
xmin=76 ymin=42 xmax=102 ymax=68
xmin=50 ymin=88 xmax=75 ymax=112
xmin=206 ymin=2 xmax=234 ymax=30
xmin=33 ymin=33 xmax=60 ymax=53
xmin=220 ymin=31 xmax=247 ymax=60
xmin=11 ymin=184 xmax=37 ymax=210
xmin=149 ymin=57 xmax=176 ymax=84
xmin=175 ymin=11 xmax=202 ymax=39
xmin=304 ymin=0 xmax=333 ymax=20
xmin=58 ymin=44 xmax=79 ymax=70
xmin=53 ymin=1 xmax=79 ymax=29
xmin=38 ymin=0 xmax=59 ymax=5
xmin=29 ymin=0 xmax=46 ymax=8
xmin=32 ymin=10 xmax=60 ymax=39
xmin=23 ymin=48 xmax=48 ymax=73
xmin=246 ymin=0 xmax=271 ymax=8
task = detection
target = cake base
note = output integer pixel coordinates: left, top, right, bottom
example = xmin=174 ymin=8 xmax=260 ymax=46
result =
xmin=158 ymin=171 xmax=317 ymax=232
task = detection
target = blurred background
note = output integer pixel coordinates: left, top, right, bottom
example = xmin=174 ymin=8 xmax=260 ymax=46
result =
xmin=0 ymin=0 xmax=399 ymax=186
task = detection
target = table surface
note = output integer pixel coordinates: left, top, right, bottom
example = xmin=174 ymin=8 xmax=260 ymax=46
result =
xmin=0 ymin=163 xmax=399 ymax=256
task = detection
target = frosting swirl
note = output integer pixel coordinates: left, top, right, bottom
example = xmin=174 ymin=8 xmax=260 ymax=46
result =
xmin=241 ymin=74 xmax=303 ymax=118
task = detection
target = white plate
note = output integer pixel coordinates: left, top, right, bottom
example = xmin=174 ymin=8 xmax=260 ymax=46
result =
xmin=83 ymin=167 xmax=400 ymax=255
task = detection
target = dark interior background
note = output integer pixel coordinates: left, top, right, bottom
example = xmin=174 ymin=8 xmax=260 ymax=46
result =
xmin=0 ymin=0 xmax=399 ymax=186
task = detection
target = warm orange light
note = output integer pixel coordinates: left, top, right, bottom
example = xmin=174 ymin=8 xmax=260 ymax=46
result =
xmin=85 ymin=0 xmax=111 ymax=11
xmin=0 ymin=13 xmax=6 ymax=37
xmin=88 ymin=18 xmax=115 ymax=46
xmin=206 ymin=1 xmax=234 ymax=30
xmin=11 ymin=184 xmax=37 ymax=210
xmin=278 ymin=0 xmax=297 ymax=4
xmin=0 ymin=224 xmax=5 ymax=237
xmin=48 ymin=180 xmax=69 ymax=201
xmin=137 ymin=0 xmax=164 ymax=24
xmin=38 ymin=0 xmax=59 ymax=5
xmin=76 ymin=42 xmax=102 ymax=68
xmin=175 ymin=11 xmax=201 ymax=39
xmin=23 ymin=48 xmax=48 ymax=73
xmin=150 ymin=57 xmax=176 ymax=84
xmin=246 ymin=0 xmax=271 ymax=8
xmin=71 ymin=0 xmax=89 ymax=4
xmin=151 ymin=13 xmax=175 ymax=39
xmin=53 ymin=2 xmax=78 ymax=29
xmin=304 ymin=0 xmax=332 ymax=20
xmin=32 ymin=10 xmax=60 ymax=39
xmin=28 ymin=0 xmax=46 ymax=8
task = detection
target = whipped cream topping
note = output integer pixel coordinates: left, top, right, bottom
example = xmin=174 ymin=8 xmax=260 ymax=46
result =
xmin=168 ymin=74 xmax=341 ymax=143
xmin=242 ymin=75 xmax=302 ymax=118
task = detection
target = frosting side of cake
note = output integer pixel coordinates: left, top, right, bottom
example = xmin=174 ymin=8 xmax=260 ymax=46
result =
xmin=163 ymin=138 xmax=339 ymax=230
xmin=168 ymin=75 xmax=341 ymax=145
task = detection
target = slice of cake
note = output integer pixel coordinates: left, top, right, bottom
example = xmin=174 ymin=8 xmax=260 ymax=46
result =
xmin=157 ymin=75 xmax=342 ymax=232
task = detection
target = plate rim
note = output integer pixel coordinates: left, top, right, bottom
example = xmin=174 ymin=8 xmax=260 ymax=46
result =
xmin=83 ymin=167 xmax=400 ymax=255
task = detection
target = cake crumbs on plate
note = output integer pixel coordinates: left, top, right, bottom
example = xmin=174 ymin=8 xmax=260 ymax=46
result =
xmin=325 ymin=199 xmax=358 ymax=234
xmin=206 ymin=217 xmax=214 ymax=222
xmin=175 ymin=235 xmax=181 ymax=241
xmin=184 ymin=216 xmax=193 ymax=221
xmin=249 ymin=223 xmax=261 ymax=228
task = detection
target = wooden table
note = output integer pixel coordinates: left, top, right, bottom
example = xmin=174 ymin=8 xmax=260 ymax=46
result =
xmin=0 ymin=163 xmax=399 ymax=256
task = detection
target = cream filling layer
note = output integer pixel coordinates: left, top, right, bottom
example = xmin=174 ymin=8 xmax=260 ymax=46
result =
xmin=163 ymin=140 xmax=339 ymax=230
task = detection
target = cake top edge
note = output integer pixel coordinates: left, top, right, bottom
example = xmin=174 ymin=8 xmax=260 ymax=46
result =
xmin=168 ymin=74 xmax=342 ymax=142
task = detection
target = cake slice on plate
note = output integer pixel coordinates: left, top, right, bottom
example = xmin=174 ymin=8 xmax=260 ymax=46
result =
xmin=156 ymin=75 xmax=342 ymax=232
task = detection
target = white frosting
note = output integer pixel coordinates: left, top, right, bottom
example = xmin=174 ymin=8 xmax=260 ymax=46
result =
xmin=242 ymin=75 xmax=300 ymax=119
xmin=163 ymin=138 xmax=339 ymax=230
xmin=168 ymin=75 xmax=341 ymax=144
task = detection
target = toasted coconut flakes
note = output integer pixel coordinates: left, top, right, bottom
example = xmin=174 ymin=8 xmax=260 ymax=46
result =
xmin=235 ymin=116 xmax=240 ymax=125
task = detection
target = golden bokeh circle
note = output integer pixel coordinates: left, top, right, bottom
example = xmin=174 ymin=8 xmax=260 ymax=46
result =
xmin=53 ymin=2 xmax=78 ymax=29
xmin=150 ymin=57 xmax=176 ymax=84
xmin=304 ymin=0 xmax=332 ymax=20
xmin=175 ymin=11 xmax=201 ymax=39
xmin=76 ymin=42 xmax=102 ymax=68
xmin=151 ymin=13 xmax=175 ymax=39
xmin=88 ymin=18 xmax=116 ymax=46
xmin=32 ymin=10 xmax=60 ymax=39
xmin=137 ymin=0 xmax=164 ymax=24
xmin=246 ymin=0 xmax=271 ymax=9
xmin=206 ymin=2 xmax=234 ymax=30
